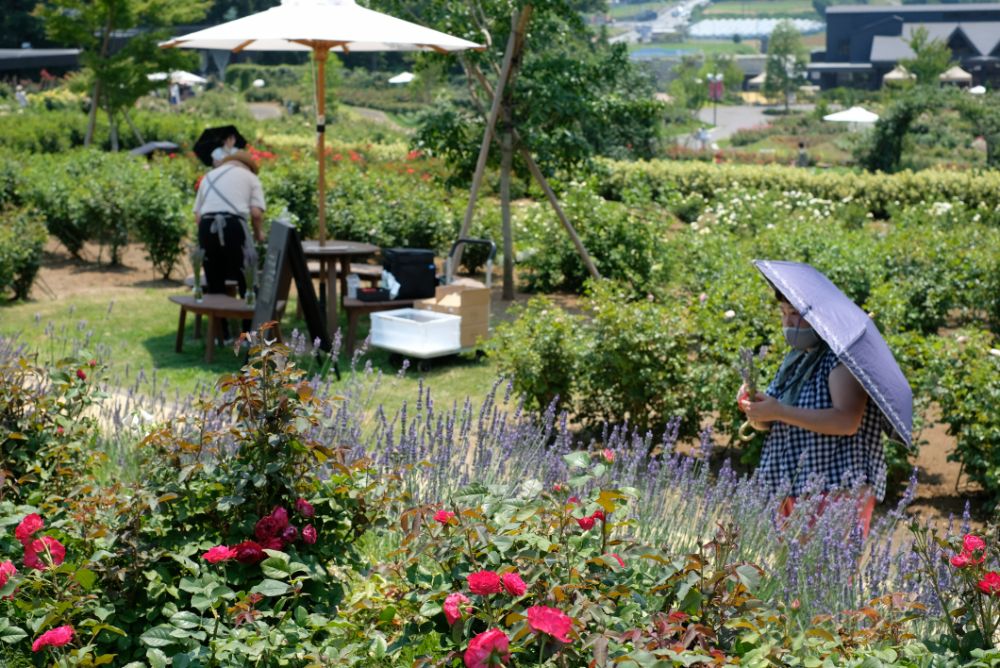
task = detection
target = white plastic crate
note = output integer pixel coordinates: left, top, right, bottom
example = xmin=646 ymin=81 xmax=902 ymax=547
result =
xmin=370 ymin=308 xmax=462 ymax=357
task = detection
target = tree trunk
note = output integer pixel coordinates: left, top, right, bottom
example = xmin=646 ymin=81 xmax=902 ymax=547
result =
xmin=84 ymin=81 xmax=101 ymax=147
xmin=122 ymin=109 xmax=145 ymax=145
xmin=108 ymin=108 xmax=119 ymax=152
xmin=500 ymin=105 xmax=514 ymax=300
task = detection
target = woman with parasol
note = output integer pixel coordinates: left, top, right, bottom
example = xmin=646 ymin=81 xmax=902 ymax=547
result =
xmin=739 ymin=260 xmax=913 ymax=537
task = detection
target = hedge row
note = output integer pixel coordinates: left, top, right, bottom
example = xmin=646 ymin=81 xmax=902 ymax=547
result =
xmin=594 ymin=158 xmax=1000 ymax=219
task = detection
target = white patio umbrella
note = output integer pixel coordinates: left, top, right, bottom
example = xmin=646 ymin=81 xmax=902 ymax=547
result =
xmin=162 ymin=0 xmax=481 ymax=244
xmin=969 ymin=85 xmax=987 ymax=95
xmin=939 ymin=65 xmax=972 ymax=85
xmin=823 ymin=106 xmax=879 ymax=124
xmin=147 ymin=70 xmax=208 ymax=85
xmin=388 ymin=71 xmax=415 ymax=84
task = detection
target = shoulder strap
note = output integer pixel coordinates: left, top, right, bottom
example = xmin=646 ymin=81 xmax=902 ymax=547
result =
xmin=200 ymin=165 xmax=243 ymax=216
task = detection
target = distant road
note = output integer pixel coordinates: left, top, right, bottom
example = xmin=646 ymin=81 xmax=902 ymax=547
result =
xmin=696 ymin=103 xmax=814 ymax=140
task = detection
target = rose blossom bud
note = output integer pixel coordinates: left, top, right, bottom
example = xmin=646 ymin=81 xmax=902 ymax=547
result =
xmin=76 ymin=369 xmax=86 ymax=381
xmin=295 ymin=498 xmax=315 ymax=518
xmin=302 ymin=525 xmax=317 ymax=544
xmin=577 ymin=516 xmax=595 ymax=531
xmin=281 ymin=525 xmax=299 ymax=544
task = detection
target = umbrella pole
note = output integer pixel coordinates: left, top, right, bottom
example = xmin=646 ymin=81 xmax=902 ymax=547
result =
xmin=315 ymin=47 xmax=329 ymax=246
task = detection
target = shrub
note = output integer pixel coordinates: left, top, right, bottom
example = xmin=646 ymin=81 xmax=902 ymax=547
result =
xmin=0 ymin=206 xmax=47 ymax=300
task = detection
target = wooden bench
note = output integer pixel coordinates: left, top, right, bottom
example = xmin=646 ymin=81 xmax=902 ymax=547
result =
xmin=300 ymin=262 xmax=383 ymax=319
xmin=342 ymin=297 xmax=414 ymax=355
xmin=169 ymin=294 xmax=285 ymax=363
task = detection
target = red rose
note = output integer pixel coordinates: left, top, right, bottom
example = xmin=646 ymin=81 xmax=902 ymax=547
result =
xmin=302 ymin=525 xmax=317 ymax=544
xmin=280 ymin=525 xmax=299 ymax=544
xmin=501 ymin=572 xmax=527 ymax=597
xmin=576 ymin=516 xmax=595 ymax=531
xmin=444 ymin=592 xmax=472 ymax=625
xmin=260 ymin=536 xmax=284 ymax=551
xmin=0 ymin=560 xmax=16 ymax=587
xmin=592 ymin=510 xmax=606 ymax=522
xmin=24 ymin=536 xmax=66 ymax=570
xmin=434 ymin=510 xmax=456 ymax=525
xmin=567 ymin=496 xmax=580 ymax=505
xmin=349 ymin=150 xmax=361 ymax=162
xmin=467 ymin=570 xmax=502 ymax=595
xmin=254 ymin=515 xmax=282 ymax=540
xmin=553 ymin=483 xmax=563 ymax=492
xmin=202 ymin=546 xmax=236 ymax=564
xmin=269 ymin=506 xmax=289 ymax=529
xmin=526 ymin=605 xmax=573 ymax=643
xmin=463 ymin=629 xmax=510 ymax=668
xmin=31 ymin=625 xmax=74 ymax=652
xmin=295 ymin=498 xmax=315 ymax=518
xmin=964 ymin=534 xmax=987 ymax=563
xmin=76 ymin=368 xmax=86 ymax=381
xmin=14 ymin=514 xmax=44 ymax=546
xmin=978 ymin=571 xmax=1000 ymax=596
xmin=233 ymin=540 xmax=266 ymax=564
xmin=951 ymin=552 xmax=972 ymax=568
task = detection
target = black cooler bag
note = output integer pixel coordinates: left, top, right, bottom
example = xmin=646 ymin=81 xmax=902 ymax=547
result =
xmin=382 ymin=248 xmax=436 ymax=299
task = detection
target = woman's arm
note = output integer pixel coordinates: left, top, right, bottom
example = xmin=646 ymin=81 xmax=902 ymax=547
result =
xmin=744 ymin=364 xmax=868 ymax=436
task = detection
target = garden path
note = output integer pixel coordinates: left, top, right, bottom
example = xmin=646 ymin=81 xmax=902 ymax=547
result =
xmin=25 ymin=240 xmax=984 ymax=526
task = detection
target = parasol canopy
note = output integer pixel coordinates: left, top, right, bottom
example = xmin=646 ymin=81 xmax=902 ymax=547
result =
xmin=162 ymin=0 xmax=481 ymax=245
xmin=939 ymin=64 xmax=972 ymax=83
xmin=193 ymin=125 xmax=247 ymax=166
xmin=148 ymin=70 xmax=208 ymax=85
xmin=388 ymin=71 xmax=415 ymax=84
xmin=754 ymin=259 xmax=913 ymax=446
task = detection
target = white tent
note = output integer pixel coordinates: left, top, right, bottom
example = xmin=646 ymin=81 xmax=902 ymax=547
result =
xmin=882 ymin=65 xmax=915 ymax=85
xmin=162 ymin=0 xmax=481 ymax=245
xmin=388 ymin=71 xmax=415 ymax=84
xmin=939 ymin=65 xmax=973 ymax=84
xmin=969 ymin=84 xmax=987 ymax=95
xmin=823 ymin=106 xmax=879 ymax=124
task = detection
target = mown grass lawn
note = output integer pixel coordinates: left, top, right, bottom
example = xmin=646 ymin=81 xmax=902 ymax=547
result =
xmin=702 ymin=0 xmax=816 ymax=17
xmin=627 ymin=40 xmax=760 ymax=57
xmin=0 ymin=286 xmax=500 ymax=413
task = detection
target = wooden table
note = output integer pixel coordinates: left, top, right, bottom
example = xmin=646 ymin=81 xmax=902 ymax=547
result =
xmin=301 ymin=240 xmax=379 ymax=334
xmin=169 ymin=294 xmax=255 ymax=363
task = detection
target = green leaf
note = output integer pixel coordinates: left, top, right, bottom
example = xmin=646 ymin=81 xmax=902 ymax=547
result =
xmin=419 ymin=601 xmax=441 ymax=618
xmin=735 ymin=564 xmax=761 ymax=591
xmin=492 ymin=535 xmax=514 ymax=553
xmin=74 ymin=567 xmax=97 ymax=590
xmin=0 ymin=623 xmax=28 ymax=644
xmin=563 ymin=451 xmax=590 ymax=469
xmin=169 ymin=611 xmax=202 ymax=630
xmin=140 ymin=625 xmax=177 ymax=648
xmin=216 ymin=495 xmax=244 ymax=512
xmin=146 ymin=647 xmax=170 ymax=668
xmin=261 ymin=556 xmax=292 ymax=580
xmin=251 ymin=578 xmax=290 ymax=597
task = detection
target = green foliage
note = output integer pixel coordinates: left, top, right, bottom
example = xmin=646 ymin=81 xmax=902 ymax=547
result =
xmin=517 ymin=182 xmax=671 ymax=293
xmin=763 ymin=20 xmax=808 ymax=111
xmin=0 ymin=205 xmax=48 ymax=300
xmin=901 ymin=26 xmax=954 ymax=85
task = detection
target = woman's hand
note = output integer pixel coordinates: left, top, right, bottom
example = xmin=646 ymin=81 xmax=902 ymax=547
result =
xmin=744 ymin=391 xmax=783 ymax=424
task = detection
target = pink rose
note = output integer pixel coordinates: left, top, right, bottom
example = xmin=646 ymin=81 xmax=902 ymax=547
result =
xmin=501 ymin=572 xmax=527 ymax=597
xmin=978 ymin=571 xmax=1000 ymax=596
xmin=526 ymin=605 xmax=573 ymax=643
xmin=24 ymin=536 xmax=66 ymax=570
xmin=302 ymin=525 xmax=317 ymax=544
xmin=951 ymin=552 xmax=972 ymax=568
xmin=463 ymin=629 xmax=510 ymax=668
xmin=467 ymin=570 xmax=502 ymax=596
xmin=201 ymin=546 xmax=236 ymax=564
xmin=576 ymin=516 xmax=595 ymax=531
xmin=14 ymin=514 xmax=44 ymax=546
xmin=601 ymin=448 xmax=615 ymax=463
xmin=295 ymin=498 xmax=315 ymax=518
xmin=233 ymin=540 xmax=266 ymax=565
xmin=444 ymin=592 xmax=472 ymax=625
xmin=32 ymin=625 xmax=74 ymax=652
xmin=434 ymin=510 xmax=456 ymax=525
xmin=0 ymin=560 xmax=16 ymax=590
xmin=964 ymin=534 xmax=987 ymax=554
xmin=567 ymin=496 xmax=580 ymax=505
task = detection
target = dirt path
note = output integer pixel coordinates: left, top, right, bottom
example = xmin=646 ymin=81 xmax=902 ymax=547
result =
xmin=24 ymin=240 xmax=982 ymax=526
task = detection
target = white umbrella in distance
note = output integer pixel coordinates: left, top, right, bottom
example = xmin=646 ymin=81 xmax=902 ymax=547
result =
xmin=823 ymin=106 xmax=879 ymax=124
xmin=388 ymin=71 xmax=415 ymax=84
xmin=969 ymin=85 xmax=987 ymax=95
xmin=162 ymin=0 xmax=481 ymax=245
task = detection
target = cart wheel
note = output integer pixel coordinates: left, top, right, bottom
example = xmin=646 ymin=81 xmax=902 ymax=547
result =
xmin=416 ymin=359 xmax=432 ymax=373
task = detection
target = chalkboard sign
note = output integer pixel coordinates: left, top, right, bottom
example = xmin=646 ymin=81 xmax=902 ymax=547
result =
xmin=253 ymin=220 xmax=331 ymax=353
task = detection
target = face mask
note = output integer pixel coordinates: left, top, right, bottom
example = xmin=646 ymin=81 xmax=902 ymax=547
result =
xmin=783 ymin=326 xmax=820 ymax=350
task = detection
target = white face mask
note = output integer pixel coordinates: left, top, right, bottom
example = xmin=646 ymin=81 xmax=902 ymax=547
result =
xmin=783 ymin=326 xmax=820 ymax=350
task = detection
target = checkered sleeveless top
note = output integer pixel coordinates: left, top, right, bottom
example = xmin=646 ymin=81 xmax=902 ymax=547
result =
xmin=757 ymin=349 xmax=889 ymax=501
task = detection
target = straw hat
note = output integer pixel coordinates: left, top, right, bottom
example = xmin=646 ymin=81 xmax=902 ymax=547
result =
xmin=222 ymin=150 xmax=259 ymax=175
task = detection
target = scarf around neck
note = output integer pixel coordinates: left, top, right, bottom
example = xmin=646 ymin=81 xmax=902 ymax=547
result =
xmin=770 ymin=340 xmax=830 ymax=406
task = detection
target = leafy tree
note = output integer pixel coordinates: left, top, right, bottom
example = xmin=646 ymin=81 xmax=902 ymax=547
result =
xmin=900 ymin=26 xmax=954 ymax=85
xmin=35 ymin=0 xmax=208 ymax=149
xmin=763 ymin=20 xmax=807 ymax=113
xmin=669 ymin=55 xmax=708 ymax=115
xmin=370 ymin=0 xmax=661 ymax=181
xmin=0 ymin=0 xmax=49 ymax=49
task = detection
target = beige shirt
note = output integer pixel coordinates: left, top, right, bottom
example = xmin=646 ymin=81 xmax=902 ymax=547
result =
xmin=193 ymin=163 xmax=265 ymax=219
